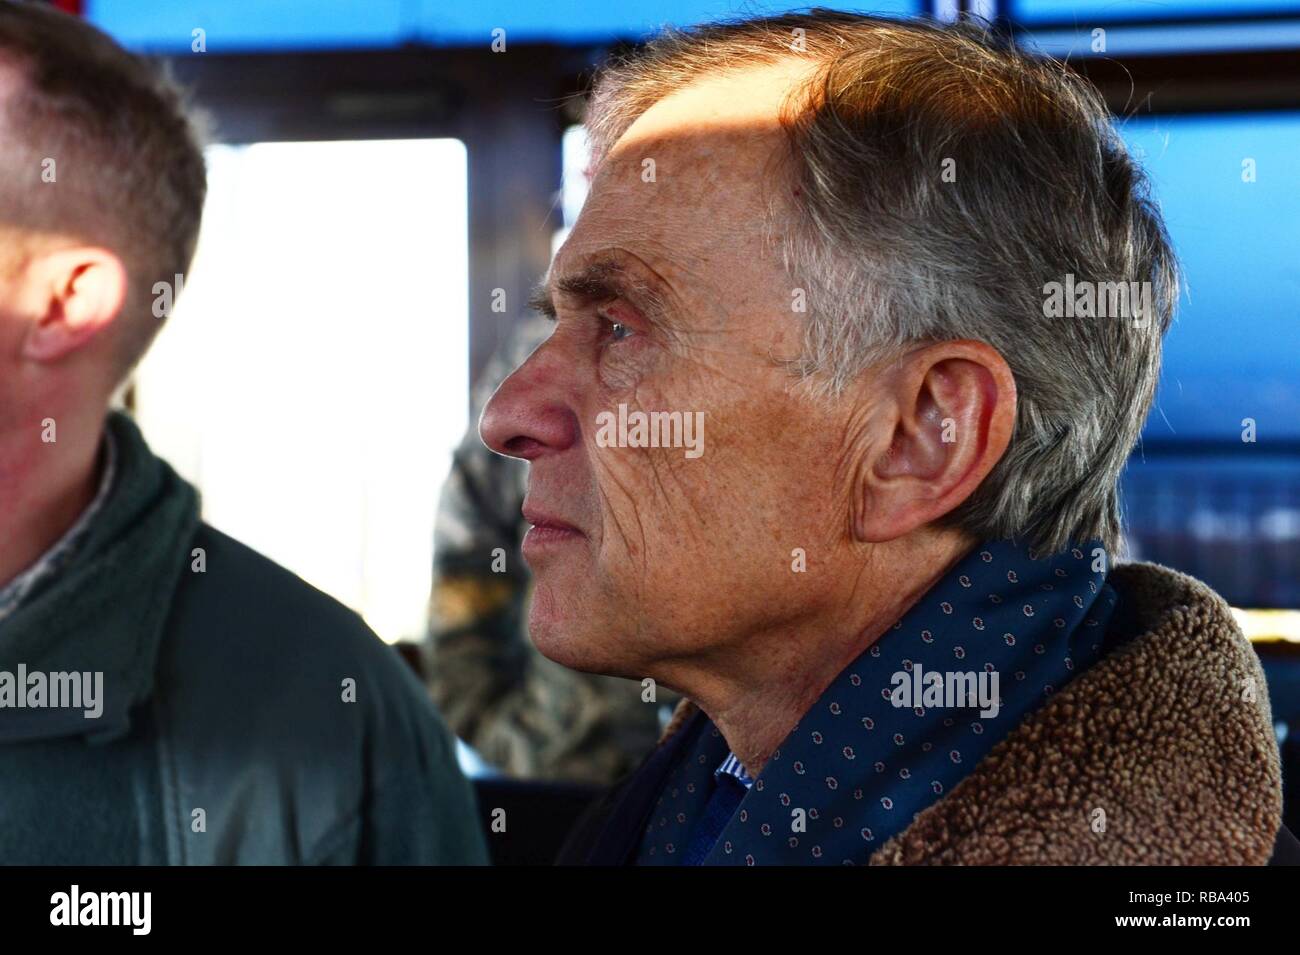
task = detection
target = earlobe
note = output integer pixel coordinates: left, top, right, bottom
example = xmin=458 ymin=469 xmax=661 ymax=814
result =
xmin=21 ymin=248 xmax=128 ymax=363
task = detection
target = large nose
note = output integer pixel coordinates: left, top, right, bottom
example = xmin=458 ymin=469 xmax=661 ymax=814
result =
xmin=479 ymin=349 xmax=579 ymax=461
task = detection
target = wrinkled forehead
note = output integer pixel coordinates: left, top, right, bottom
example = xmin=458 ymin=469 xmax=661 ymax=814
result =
xmin=560 ymin=59 xmax=817 ymax=289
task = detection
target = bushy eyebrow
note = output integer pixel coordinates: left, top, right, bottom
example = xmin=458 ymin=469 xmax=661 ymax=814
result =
xmin=528 ymin=256 xmax=669 ymax=322
xmin=526 ymin=282 xmax=557 ymax=319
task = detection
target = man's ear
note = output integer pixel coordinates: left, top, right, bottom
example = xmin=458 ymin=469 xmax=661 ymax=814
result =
xmin=20 ymin=246 xmax=128 ymax=363
xmin=851 ymin=340 xmax=1016 ymax=543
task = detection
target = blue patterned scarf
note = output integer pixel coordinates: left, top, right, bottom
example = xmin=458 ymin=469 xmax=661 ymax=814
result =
xmin=637 ymin=538 xmax=1118 ymax=865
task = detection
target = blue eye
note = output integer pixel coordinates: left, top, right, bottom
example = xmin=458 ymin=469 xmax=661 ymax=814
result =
xmin=609 ymin=321 xmax=634 ymax=342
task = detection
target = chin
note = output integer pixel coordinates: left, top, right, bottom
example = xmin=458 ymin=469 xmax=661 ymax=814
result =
xmin=527 ymin=583 xmax=587 ymax=668
xmin=526 ymin=587 xmax=633 ymax=678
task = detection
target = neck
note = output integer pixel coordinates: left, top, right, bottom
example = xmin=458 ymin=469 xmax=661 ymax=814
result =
xmin=0 ymin=403 xmax=107 ymax=590
xmin=662 ymin=532 xmax=973 ymax=778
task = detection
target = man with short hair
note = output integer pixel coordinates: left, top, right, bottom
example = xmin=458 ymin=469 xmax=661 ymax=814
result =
xmin=478 ymin=12 xmax=1291 ymax=864
xmin=0 ymin=0 xmax=485 ymax=865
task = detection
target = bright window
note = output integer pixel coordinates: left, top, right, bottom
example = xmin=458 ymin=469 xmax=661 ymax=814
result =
xmin=131 ymin=139 xmax=469 ymax=643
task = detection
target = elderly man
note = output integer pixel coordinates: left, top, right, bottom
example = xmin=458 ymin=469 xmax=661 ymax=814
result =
xmin=0 ymin=1 xmax=484 ymax=864
xmin=479 ymin=12 xmax=1290 ymax=865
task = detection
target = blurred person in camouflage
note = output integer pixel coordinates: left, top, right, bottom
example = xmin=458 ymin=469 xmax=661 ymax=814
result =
xmin=423 ymin=316 xmax=675 ymax=785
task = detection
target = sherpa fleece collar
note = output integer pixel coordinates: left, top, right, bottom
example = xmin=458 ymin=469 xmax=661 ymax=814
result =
xmin=659 ymin=561 xmax=1283 ymax=865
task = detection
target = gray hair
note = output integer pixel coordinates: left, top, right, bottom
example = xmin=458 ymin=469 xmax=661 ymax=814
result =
xmin=584 ymin=10 xmax=1179 ymax=554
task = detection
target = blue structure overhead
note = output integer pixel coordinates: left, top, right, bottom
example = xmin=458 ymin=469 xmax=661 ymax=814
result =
xmin=86 ymin=0 xmax=919 ymax=51
xmin=1023 ymin=21 xmax=1300 ymax=57
xmin=1011 ymin=0 xmax=1300 ymax=23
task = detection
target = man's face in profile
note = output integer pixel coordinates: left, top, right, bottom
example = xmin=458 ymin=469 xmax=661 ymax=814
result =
xmin=481 ymin=62 xmax=880 ymax=684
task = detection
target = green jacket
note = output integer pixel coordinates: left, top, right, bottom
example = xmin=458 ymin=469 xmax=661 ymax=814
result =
xmin=0 ymin=412 xmax=487 ymax=865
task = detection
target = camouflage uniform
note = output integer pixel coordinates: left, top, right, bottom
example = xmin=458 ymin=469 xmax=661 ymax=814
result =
xmin=423 ymin=317 xmax=674 ymax=785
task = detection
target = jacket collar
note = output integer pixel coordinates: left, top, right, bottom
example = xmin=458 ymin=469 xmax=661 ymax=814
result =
xmin=0 ymin=426 xmax=117 ymax=625
xmin=0 ymin=412 xmax=199 ymax=744
xmin=657 ymin=561 xmax=1282 ymax=865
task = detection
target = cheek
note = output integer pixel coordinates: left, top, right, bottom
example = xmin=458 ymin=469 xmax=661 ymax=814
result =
xmin=596 ymin=337 xmax=662 ymax=393
xmin=589 ymin=446 xmax=684 ymax=552
xmin=585 ymin=346 xmax=830 ymax=561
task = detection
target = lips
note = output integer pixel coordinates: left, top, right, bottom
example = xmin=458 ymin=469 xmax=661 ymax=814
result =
xmin=520 ymin=508 xmax=585 ymax=563
xmin=521 ymin=505 xmax=584 ymax=537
